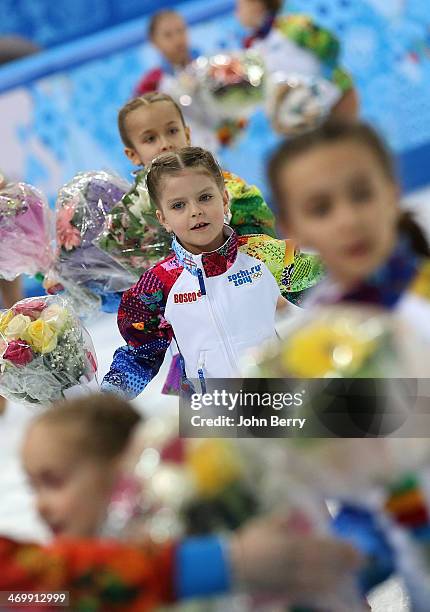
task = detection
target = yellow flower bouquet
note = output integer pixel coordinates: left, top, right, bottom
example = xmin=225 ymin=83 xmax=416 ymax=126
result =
xmin=102 ymin=416 xmax=258 ymax=543
xmin=242 ymin=304 xmax=427 ymax=440
xmin=249 ymin=304 xmax=420 ymax=378
xmin=0 ymin=296 xmax=98 ymax=405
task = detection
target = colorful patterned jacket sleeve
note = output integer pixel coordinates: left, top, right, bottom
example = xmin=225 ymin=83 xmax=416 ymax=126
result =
xmin=238 ymin=234 xmax=325 ymax=306
xmin=0 ymin=536 xmax=176 ymax=611
xmin=224 ymin=172 xmax=276 ymax=237
xmin=102 ymin=268 xmax=173 ymax=399
xmin=276 ymin=14 xmax=354 ymax=93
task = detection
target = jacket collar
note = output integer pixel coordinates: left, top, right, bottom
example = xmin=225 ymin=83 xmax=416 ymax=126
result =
xmin=172 ymin=225 xmax=238 ymax=277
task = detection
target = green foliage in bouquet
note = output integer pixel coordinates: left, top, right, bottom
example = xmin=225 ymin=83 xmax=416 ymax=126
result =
xmin=96 ymin=170 xmax=172 ymax=277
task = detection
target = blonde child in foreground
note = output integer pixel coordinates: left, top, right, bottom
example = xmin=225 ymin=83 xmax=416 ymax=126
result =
xmin=17 ymin=393 xmax=361 ymax=609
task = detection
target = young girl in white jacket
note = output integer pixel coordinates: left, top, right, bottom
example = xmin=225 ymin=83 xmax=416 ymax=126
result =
xmin=102 ymin=147 xmax=315 ymax=398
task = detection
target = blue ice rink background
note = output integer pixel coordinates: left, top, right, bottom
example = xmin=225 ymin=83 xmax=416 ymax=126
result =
xmin=1 ymin=0 xmax=430 ymax=195
xmin=0 ymin=0 xmax=430 ymax=296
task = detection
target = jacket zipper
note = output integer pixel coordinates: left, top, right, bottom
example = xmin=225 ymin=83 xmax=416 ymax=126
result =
xmin=197 ymin=268 xmax=206 ymax=296
xmin=196 ymin=267 xmax=238 ymax=374
xmin=197 ymin=352 xmax=207 ymax=394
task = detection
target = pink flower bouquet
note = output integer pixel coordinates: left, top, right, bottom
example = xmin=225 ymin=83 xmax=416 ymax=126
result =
xmin=0 ymin=182 xmax=54 ymax=280
xmin=95 ymin=168 xmax=172 ymax=277
xmin=52 ymin=171 xmax=135 ymax=295
xmin=0 ymin=296 xmax=98 ymax=406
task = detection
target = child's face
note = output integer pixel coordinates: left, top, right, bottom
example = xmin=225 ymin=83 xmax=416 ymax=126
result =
xmin=277 ymin=140 xmax=400 ymax=287
xmin=22 ymin=423 xmax=118 ymax=538
xmin=152 ymin=13 xmax=190 ymax=66
xmin=236 ymin=0 xmax=268 ymax=29
xmin=155 ymin=168 xmax=229 ymax=254
xmin=124 ymin=101 xmax=191 ymax=167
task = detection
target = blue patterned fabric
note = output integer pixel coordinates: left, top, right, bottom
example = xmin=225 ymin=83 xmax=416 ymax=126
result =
xmin=102 ymin=340 xmax=170 ymax=399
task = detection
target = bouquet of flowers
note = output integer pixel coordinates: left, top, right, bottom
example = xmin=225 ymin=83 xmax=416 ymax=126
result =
xmin=200 ymin=52 xmax=265 ymax=117
xmin=244 ymin=304 xmax=430 ymax=608
xmin=261 ymin=13 xmax=352 ymax=136
xmin=201 ymin=51 xmax=265 ymax=146
xmin=0 ymin=182 xmax=54 ymax=280
xmin=95 ymin=169 xmax=172 ymax=277
xmin=242 ymin=303 xmax=428 ymax=498
xmin=101 ymin=416 xmax=366 ymax=611
xmin=171 ymin=51 xmax=266 ymax=147
xmin=248 ymin=304 xmax=425 ymax=378
xmin=266 ymin=73 xmax=341 ymax=136
xmin=0 ymin=296 xmax=98 ymax=406
xmin=244 ymin=304 xmax=426 ymax=439
xmin=102 ymin=415 xmax=259 ymax=542
xmin=48 ymin=171 xmax=135 ymax=309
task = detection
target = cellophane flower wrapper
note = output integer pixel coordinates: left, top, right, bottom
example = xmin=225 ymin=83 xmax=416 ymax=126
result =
xmin=171 ymin=51 xmax=266 ymax=147
xmin=243 ymin=304 xmax=430 ymax=608
xmin=95 ymin=169 xmax=172 ymax=278
xmin=101 ymin=417 xmax=365 ymax=611
xmin=266 ymin=73 xmax=341 ymax=135
xmin=0 ymin=295 xmax=98 ymax=406
xmin=102 ymin=415 xmax=259 ymax=542
xmin=198 ymin=51 xmax=266 ymax=121
xmin=0 ymin=182 xmax=54 ymax=281
xmin=43 ymin=272 xmax=102 ymax=320
xmin=101 ymin=417 xmax=263 ymax=610
xmin=52 ymin=171 xmax=136 ymax=298
xmin=247 ymin=304 xmax=427 ymax=379
xmin=245 ymin=304 xmax=426 ymax=461
xmin=243 ymin=304 xmax=430 ymax=495
xmin=103 ymin=425 xmax=272 ymax=611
